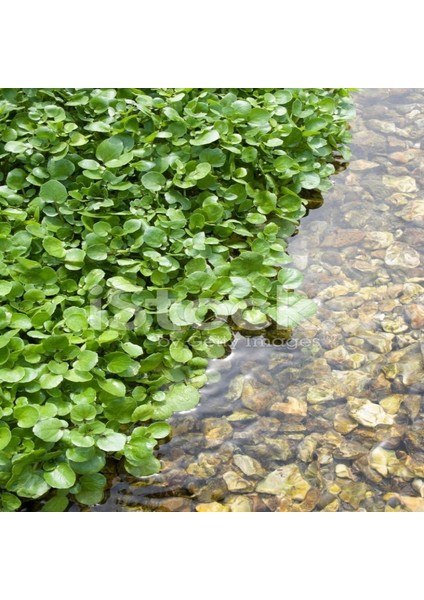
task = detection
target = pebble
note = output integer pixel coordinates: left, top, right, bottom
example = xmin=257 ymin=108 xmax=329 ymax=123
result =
xmin=256 ymin=465 xmax=311 ymax=500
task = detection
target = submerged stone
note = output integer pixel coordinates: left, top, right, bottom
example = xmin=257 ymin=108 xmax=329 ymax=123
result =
xmin=256 ymin=465 xmax=310 ymax=500
xmin=382 ymin=174 xmax=417 ymax=193
xmin=347 ymin=397 xmax=394 ymax=427
xmin=385 ymin=242 xmax=420 ymax=268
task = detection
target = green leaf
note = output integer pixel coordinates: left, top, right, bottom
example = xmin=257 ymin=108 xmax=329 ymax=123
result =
xmin=143 ymin=226 xmax=166 ymax=247
xmin=33 ymin=418 xmax=67 ymax=443
xmin=78 ymin=159 xmax=100 ymax=170
xmin=0 ymin=281 xmax=13 ymax=296
xmin=47 ymin=159 xmax=75 ymax=180
xmin=125 ymin=456 xmax=161 ymax=477
xmin=41 ymin=495 xmax=69 ymax=512
xmin=40 ymin=180 xmax=68 ymax=203
xmin=43 ymin=236 xmax=66 ymax=258
xmin=63 ymin=307 xmax=87 ymax=331
xmin=191 ymin=129 xmax=220 ymax=146
xmin=71 ymin=403 xmax=97 ymax=422
xmin=106 ymin=352 xmax=135 ymax=374
xmin=241 ymin=147 xmax=258 ymax=163
xmin=146 ymin=422 xmax=171 ymax=439
xmin=165 ymin=383 xmax=200 ymax=412
xmin=75 ymin=473 xmax=106 ymax=505
xmin=107 ymin=276 xmax=143 ymax=292
xmin=254 ymin=190 xmax=277 ymax=214
xmin=5 ymin=140 xmax=27 ymax=153
xmin=298 ymin=172 xmax=320 ymax=189
xmin=277 ymin=267 xmax=304 ymax=289
xmin=169 ymin=341 xmax=192 ymax=363
xmin=0 ymin=492 xmax=22 ymax=512
xmin=44 ymin=463 xmax=76 ymax=489
xmin=69 ymin=449 xmax=106 ymax=475
xmin=6 ymin=168 xmax=27 ymax=190
xmin=0 ymin=425 xmax=12 ymax=450
xmin=39 ymin=373 xmax=63 ymax=389
xmin=99 ymin=379 xmax=126 ymax=397
xmin=274 ymin=292 xmax=317 ymax=327
xmin=74 ymin=350 xmax=98 ymax=371
xmin=96 ymin=430 xmax=126 ymax=452
xmin=230 ymin=252 xmax=263 ymax=276
xmin=141 ymin=172 xmax=166 ymax=191
xmin=96 ymin=137 xmax=124 ymax=163
xmin=14 ymin=405 xmax=40 ymax=428
xmin=0 ymin=367 xmax=26 ymax=383
xmin=7 ymin=469 xmax=50 ymax=499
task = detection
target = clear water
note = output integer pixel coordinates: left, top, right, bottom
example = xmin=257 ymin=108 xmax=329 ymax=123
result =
xmin=78 ymin=89 xmax=424 ymax=512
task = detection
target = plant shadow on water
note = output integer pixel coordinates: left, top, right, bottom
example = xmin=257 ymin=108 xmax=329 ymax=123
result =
xmin=80 ymin=89 xmax=424 ymax=512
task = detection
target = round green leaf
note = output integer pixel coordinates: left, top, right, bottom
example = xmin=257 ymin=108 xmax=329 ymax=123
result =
xmin=74 ymin=350 xmax=98 ymax=371
xmin=44 ymin=463 xmax=76 ymax=489
xmin=191 ymin=129 xmax=220 ymax=146
xmin=47 ymin=159 xmax=75 ymax=180
xmin=298 ymin=172 xmax=320 ymax=189
xmin=99 ymin=379 xmax=126 ymax=397
xmin=33 ymin=418 xmax=67 ymax=443
xmin=106 ymin=352 xmax=135 ymax=374
xmin=96 ymin=137 xmax=124 ymax=163
xmin=96 ymin=431 xmax=127 ymax=452
xmin=165 ymin=383 xmax=200 ymax=412
xmin=4 ymin=141 xmax=27 ymax=153
xmin=39 ymin=373 xmax=63 ymax=389
xmin=169 ymin=341 xmax=192 ymax=363
xmin=146 ymin=422 xmax=171 ymax=439
xmin=107 ymin=276 xmax=142 ymax=292
xmin=43 ymin=237 xmax=66 ymax=258
xmin=14 ymin=405 xmax=40 ymax=428
xmin=0 ymin=281 xmax=13 ymax=296
xmin=0 ymin=367 xmax=26 ymax=383
xmin=141 ymin=171 xmax=166 ymax=191
xmin=0 ymin=492 xmax=22 ymax=512
xmin=78 ymin=159 xmax=100 ymax=170
xmin=143 ymin=226 xmax=166 ymax=247
xmin=277 ymin=267 xmax=304 ymax=289
xmin=6 ymin=168 xmax=27 ymax=190
xmin=40 ymin=180 xmax=67 ymax=203
xmin=75 ymin=473 xmax=106 ymax=505
xmin=71 ymin=403 xmax=97 ymax=422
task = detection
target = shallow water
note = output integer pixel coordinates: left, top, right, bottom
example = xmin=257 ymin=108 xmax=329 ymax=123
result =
xmin=80 ymin=88 xmax=424 ymax=512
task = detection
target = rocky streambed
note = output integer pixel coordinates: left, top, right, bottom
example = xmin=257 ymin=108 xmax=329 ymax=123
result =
xmin=81 ymin=88 xmax=424 ymax=512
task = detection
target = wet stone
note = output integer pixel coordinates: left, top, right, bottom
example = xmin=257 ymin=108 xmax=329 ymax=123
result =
xmin=339 ymin=482 xmax=368 ymax=509
xmin=256 ymin=465 xmax=311 ymax=500
xmin=196 ymin=502 xmax=230 ymax=513
xmin=241 ymin=378 xmax=277 ymax=413
xmin=270 ymin=397 xmax=308 ymax=417
xmin=223 ymin=470 xmax=255 ymax=492
xmin=382 ymin=175 xmax=418 ymax=193
xmin=385 ymin=242 xmax=420 ymax=269
xmin=347 ymin=397 xmax=394 ymax=427
xmin=233 ymin=454 xmax=264 ymax=477
xmin=202 ymin=418 xmax=233 ymax=447
xmin=224 ymin=495 xmax=253 ymax=512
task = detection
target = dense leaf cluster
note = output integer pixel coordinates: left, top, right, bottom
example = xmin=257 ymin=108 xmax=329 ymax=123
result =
xmin=0 ymin=88 xmax=353 ymax=511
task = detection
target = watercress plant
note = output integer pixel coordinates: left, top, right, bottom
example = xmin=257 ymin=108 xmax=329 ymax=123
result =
xmin=0 ymin=88 xmax=353 ymax=511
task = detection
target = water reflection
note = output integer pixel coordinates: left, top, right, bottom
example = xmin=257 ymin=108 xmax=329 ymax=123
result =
xmin=84 ymin=89 xmax=424 ymax=512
